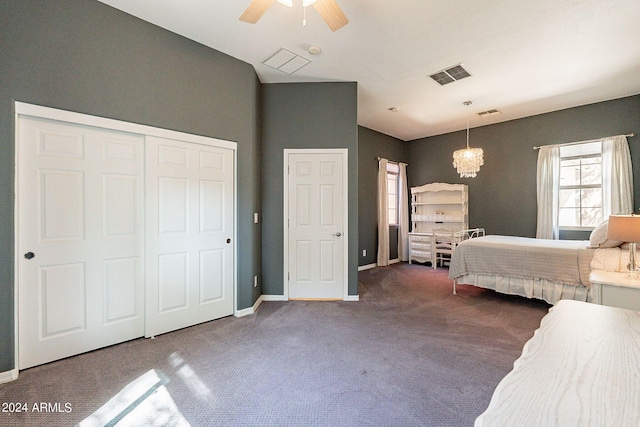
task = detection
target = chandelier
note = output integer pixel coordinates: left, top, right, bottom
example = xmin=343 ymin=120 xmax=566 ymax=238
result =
xmin=452 ymin=101 xmax=484 ymax=178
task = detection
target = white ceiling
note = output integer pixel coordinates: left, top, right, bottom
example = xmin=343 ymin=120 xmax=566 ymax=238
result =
xmin=98 ymin=0 xmax=640 ymax=141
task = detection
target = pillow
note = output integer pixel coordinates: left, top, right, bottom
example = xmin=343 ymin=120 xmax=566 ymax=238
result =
xmin=589 ymin=220 xmax=624 ymax=248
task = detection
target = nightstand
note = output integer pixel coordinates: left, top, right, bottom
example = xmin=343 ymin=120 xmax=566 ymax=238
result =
xmin=589 ymin=270 xmax=640 ymax=311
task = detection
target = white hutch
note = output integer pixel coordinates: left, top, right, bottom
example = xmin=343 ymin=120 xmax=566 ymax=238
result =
xmin=408 ymin=183 xmax=468 ymax=264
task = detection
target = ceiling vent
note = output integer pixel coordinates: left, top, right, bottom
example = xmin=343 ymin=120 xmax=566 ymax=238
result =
xmin=429 ymin=64 xmax=471 ymax=85
xmin=263 ymin=48 xmax=311 ymax=75
xmin=477 ymin=109 xmax=501 ymax=117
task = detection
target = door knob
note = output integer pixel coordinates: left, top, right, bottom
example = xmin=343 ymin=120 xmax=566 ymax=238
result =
xmin=333 ymin=232 xmax=342 ymax=237
xmin=24 ymin=252 xmax=35 ymax=260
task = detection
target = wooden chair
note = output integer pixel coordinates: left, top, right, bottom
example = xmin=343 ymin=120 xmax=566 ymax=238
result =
xmin=433 ymin=227 xmax=455 ymax=269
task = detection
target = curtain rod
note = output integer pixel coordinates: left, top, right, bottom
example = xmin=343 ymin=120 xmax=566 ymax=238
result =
xmin=376 ymin=157 xmax=408 ymax=166
xmin=533 ymin=133 xmax=636 ymax=150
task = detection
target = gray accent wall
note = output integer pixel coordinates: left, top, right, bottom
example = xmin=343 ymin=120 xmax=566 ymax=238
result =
xmin=0 ymin=0 xmax=261 ymax=372
xmin=357 ymin=126 xmax=408 ymax=266
xmin=408 ymin=95 xmax=640 ymax=237
xmin=261 ymin=82 xmax=358 ymax=296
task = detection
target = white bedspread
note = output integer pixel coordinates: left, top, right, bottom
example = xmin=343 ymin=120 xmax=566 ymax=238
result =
xmin=449 ymin=235 xmax=593 ymax=287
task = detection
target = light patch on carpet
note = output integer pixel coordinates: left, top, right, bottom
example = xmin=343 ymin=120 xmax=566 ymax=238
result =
xmin=77 ymin=369 xmax=190 ymax=427
xmin=169 ymin=352 xmax=216 ymax=404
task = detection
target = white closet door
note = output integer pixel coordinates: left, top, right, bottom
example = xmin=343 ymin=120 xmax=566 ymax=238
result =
xmin=18 ymin=116 xmax=145 ymax=369
xmin=145 ymin=136 xmax=234 ymax=337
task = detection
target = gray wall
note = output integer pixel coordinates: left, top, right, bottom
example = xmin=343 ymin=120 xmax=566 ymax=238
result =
xmin=3 ymin=0 xmax=639 ymax=378
xmin=261 ymin=82 xmax=359 ymax=296
xmin=357 ymin=126 xmax=408 ymax=265
xmin=0 ymin=0 xmax=261 ymax=372
xmin=408 ymin=95 xmax=640 ymax=237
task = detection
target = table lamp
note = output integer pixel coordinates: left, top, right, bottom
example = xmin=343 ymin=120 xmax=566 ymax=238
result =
xmin=606 ymin=214 xmax=640 ymax=279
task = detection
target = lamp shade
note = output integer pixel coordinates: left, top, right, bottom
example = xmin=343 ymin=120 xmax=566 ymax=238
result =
xmin=606 ymin=215 xmax=640 ymax=242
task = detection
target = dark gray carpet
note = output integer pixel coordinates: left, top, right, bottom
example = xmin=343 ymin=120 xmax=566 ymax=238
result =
xmin=0 ymin=263 xmax=550 ymax=426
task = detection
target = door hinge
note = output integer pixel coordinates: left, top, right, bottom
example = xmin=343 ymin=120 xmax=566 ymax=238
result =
xmin=288 ymin=272 xmax=290 ymax=280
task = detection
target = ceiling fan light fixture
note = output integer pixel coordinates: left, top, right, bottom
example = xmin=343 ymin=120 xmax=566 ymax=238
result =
xmin=277 ymin=0 xmax=317 ymax=6
xmin=241 ymin=0 xmax=348 ymax=32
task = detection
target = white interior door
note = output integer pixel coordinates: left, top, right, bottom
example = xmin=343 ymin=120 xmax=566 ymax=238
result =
xmin=17 ymin=116 xmax=145 ymax=369
xmin=286 ymin=150 xmax=347 ymax=299
xmin=145 ymin=136 xmax=234 ymax=337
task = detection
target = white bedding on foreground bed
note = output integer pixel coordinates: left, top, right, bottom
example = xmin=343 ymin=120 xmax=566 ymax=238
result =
xmin=449 ymin=235 xmax=595 ymax=305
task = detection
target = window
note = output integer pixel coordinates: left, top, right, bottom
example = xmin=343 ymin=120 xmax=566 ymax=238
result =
xmin=559 ymin=141 xmax=602 ymax=229
xmin=386 ymin=163 xmax=399 ymax=225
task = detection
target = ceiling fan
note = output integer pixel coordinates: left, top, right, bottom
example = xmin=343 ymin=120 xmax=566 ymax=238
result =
xmin=239 ymin=0 xmax=349 ymax=32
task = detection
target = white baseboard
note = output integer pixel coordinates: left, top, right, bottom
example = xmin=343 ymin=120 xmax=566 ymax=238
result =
xmin=261 ymin=294 xmax=288 ymax=301
xmin=0 ymin=368 xmax=18 ymax=384
xmin=358 ymin=263 xmax=377 ymax=271
xmin=358 ymin=258 xmax=402 ymax=271
xmin=235 ymin=295 xmax=264 ymax=318
xmin=235 ymin=291 xmax=358 ymax=314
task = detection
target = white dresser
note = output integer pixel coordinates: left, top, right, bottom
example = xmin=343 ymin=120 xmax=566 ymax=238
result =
xmin=407 ymin=232 xmax=434 ymax=264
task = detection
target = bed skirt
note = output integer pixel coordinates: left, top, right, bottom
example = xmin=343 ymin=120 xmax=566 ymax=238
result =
xmin=454 ymin=274 xmax=596 ymax=305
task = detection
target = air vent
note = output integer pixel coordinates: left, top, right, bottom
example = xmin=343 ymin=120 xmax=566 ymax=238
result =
xmin=429 ymin=64 xmax=471 ymax=86
xmin=477 ymin=109 xmax=501 ymax=117
xmin=263 ymin=48 xmax=311 ymax=75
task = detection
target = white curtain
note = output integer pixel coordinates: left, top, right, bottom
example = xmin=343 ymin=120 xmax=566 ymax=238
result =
xmin=536 ymin=145 xmax=560 ymax=239
xmin=397 ymin=163 xmax=410 ymax=262
xmin=377 ymin=158 xmax=390 ymax=266
xmin=602 ymin=136 xmax=633 ymax=216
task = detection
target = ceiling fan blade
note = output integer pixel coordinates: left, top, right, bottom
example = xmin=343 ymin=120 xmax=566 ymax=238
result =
xmin=312 ymin=0 xmax=349 ymax=31
xmin=239 ymin=0 xmax=276 ymax=24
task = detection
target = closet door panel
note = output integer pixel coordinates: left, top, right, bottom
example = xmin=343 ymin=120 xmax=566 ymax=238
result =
xmin=18 ymin=117 xmax=145 ymax=369
xmin=145 ymin=136 xmax=234 ymax=337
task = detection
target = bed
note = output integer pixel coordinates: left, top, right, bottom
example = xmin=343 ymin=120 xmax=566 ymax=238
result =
xmin=448 ymin=235 xmax=596 ymax=305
